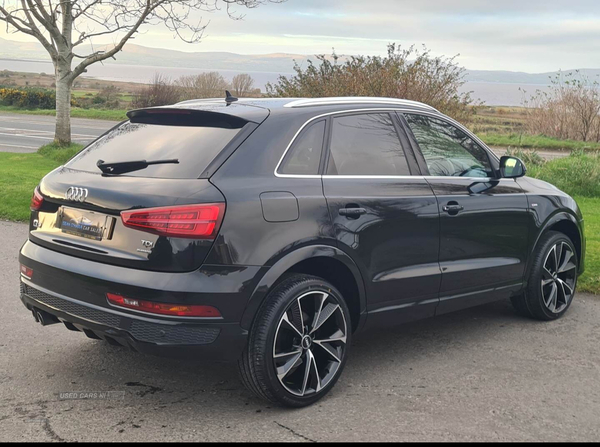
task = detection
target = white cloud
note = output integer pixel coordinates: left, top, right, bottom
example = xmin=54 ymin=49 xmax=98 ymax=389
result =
xmin=1 ymin=0 xmax=599 ymax=72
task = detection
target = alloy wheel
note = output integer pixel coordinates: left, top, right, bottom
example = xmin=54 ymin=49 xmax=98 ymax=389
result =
xmin=541 ymin=242 xmax=577 ymax=313
xmin=272 ymin=290 xmax=347 ymax=397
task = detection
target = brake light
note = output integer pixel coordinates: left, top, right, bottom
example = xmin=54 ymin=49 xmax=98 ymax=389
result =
xmin=30 ymin=186 xmax=44 ymax=211
xmin=120 ymin=203 xmax=225 ymax=239
xmin=106 ymin=293 xmax=221 ymax=317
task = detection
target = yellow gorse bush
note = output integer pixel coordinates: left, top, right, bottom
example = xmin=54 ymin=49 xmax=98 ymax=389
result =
xmin=0 ymin=86 xmax=56 ymax=109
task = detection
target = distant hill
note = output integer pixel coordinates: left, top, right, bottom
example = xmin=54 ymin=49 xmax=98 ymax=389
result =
xmin=1 ymin=36 xmax=599 ymax=86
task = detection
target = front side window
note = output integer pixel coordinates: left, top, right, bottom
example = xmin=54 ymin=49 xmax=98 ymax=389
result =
xmin=404 ymin=114 xmax=493 ymax=178
xmin=279 ymin=120 xmax=325 ymax=175
xmin=327 ymin=113 xmax=410 ymax=176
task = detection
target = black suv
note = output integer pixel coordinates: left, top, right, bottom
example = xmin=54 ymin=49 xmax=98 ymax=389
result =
xmin=20 ymin=96 xmax=585 ymax=407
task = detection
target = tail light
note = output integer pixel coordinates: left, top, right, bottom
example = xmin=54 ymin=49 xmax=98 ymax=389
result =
xmin=120 ymin=203 xmax=225 ymax=239
xmin=106 ymin=293 xmax=221 ymax=317
xmin=30 ymin=186 xmax=44 ymax=211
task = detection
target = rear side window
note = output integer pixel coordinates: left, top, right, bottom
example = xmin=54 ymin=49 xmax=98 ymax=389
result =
xmin=66 ymin=120 xmax=243 ymax=179
xmin=327 ymin=113 xmax=410 ymax=176
xmin=279 ymin=120 xmax=325 ymax=175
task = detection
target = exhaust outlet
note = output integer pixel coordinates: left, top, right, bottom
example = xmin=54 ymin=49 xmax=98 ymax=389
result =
xmin=32 ymin=308 xmax=60 ymax=326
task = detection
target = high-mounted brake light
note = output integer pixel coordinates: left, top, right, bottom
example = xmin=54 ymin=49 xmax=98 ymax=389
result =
xmin=30 ymin=186 xmax=44 ymax=211
xmin=106 ymin=293 xmax=221 ymax=317
xmin=120 ymin=203 xmax=225 ymax=239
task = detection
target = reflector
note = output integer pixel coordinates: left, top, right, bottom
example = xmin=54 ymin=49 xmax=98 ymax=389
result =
xmin=106 ymin=293 xmax=221 ymax=317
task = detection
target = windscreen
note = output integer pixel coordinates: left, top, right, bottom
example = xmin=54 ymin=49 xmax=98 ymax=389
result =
xmin=66 ymin=120 xmax=244 ymax=179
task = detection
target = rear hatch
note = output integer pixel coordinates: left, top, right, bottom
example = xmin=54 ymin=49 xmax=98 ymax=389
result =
xmin=30 ymin=106 xmax=267 ymax=272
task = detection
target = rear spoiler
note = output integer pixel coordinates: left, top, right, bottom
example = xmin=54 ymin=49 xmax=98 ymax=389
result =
xmin=126 ymin=108 xmax=249 ymax=129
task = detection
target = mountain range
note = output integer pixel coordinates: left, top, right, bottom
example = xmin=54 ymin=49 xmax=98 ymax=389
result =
xmin=1 ymin=36 xmax=599 ymax=86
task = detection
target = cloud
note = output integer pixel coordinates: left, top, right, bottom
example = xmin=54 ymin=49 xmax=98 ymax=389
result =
xmin=2 ymin=0 xmax=599 ymax=72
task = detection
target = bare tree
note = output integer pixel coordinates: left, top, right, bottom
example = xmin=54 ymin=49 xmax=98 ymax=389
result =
xmin=524 ymin=71 xmax=600 ymax=142
xmin=176 ymin=72 xmax=228 ymax=99
xmin=131 ymin=73 xmax=181 ymax=108
xmin=231 ymin=73 xmax=255 ymax=96
xmin=0 ymin=1 xmax=277 ymax=145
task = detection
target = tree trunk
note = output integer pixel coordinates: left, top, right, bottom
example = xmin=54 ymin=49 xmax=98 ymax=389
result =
xmin=54 ymin=70 xmax=72 ymax=145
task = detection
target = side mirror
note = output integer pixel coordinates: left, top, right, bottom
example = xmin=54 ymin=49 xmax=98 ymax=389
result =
xmin=499 ymin=156 xmax=526 ymax=179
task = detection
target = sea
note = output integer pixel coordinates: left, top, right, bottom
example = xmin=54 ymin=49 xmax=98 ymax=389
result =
xmin=0 ymin=58 xmax=553 ymax=107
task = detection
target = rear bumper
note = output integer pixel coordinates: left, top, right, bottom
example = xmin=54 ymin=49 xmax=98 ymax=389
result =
xmin=20 ymin=280 xmax=247 ymax=361
xmin=18 ymin=240 xmax=266 ymax=361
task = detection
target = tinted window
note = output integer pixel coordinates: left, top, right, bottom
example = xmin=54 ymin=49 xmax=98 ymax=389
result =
xmin=404 ymin=114 xmax=493 ymax=178
xmin=327 ymin=113 xmax=410 ymax=176
xmin=66 ymin=121 xmax=242 ymax=179
xmin=279 ymin=120 xmax=325 ymax=175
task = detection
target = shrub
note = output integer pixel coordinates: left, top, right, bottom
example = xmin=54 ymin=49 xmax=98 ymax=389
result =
xmin=523 ymin=71 xmax=600 ymax=142
xmin=266 ymin=44 xmax=476 ymax=123
xmin=0 ymin=86 xmax=56 ymax=109
xmin=176 ymin=72 xmax=229 ymax=100
xmin=131 ymin=73 xmax=181 ymax=108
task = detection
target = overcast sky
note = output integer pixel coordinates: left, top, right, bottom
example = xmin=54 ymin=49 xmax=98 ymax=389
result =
xmin=2 ymin=0 xmax=600 ymax=73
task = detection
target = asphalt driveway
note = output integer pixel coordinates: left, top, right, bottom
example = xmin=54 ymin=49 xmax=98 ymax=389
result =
xmin=1 ymin=221 xmax=598 ymax=441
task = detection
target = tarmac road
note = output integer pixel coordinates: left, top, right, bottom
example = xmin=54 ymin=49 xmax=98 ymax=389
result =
xmin=0 ymin=112 xmax=116 ymax=152
xmin=1 ymin=221 xmax=599 ymax=441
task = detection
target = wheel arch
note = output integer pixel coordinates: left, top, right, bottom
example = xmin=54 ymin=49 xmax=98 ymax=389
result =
xmin=240 ymin=245 xmax=367 ymax=333
xmin=529 ymin=211 xmax=584 ymax=278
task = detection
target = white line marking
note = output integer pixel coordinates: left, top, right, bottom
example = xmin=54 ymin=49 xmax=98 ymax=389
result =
xmin=0 ymin=126 xmax=98 ymax=138
xmin=0 ymin=144 xmax=39 ymax=149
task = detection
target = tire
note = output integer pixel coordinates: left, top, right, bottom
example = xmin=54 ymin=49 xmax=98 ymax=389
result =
xmin=238 ymin=274 xmax=352 ymax=407
xmin=511 ymin=231 xmax=578 ymax=321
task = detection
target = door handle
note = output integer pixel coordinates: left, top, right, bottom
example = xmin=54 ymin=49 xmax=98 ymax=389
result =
xmin=442 ymin=202 xmax=464 ymax=215
xmin=339 ymin=207 xmax=367 ymax=218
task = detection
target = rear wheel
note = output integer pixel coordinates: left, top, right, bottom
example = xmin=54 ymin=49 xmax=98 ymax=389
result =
xmin=238 ymin=274 xmax=351 ymax=407
xmin=511 ymin=231 xmax=578 ymax=320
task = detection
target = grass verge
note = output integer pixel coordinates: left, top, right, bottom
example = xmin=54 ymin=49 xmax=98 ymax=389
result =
xmin=0 ymin=152 xmax=61 ymax=221
xmin=575 ymin=197 xmax=600 ymax=295
xmin=0 ymin=105 xmax=126 ymax=121
xmin=479 ymin=132 xmax=600 ymax=152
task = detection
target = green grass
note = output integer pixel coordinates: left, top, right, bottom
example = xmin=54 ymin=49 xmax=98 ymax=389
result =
xmin=478 ymin=132 xmax=600 ymax=151
xmin=0 ymin=152 xmax=61 ymax=221
xmin=37 ymin=142 xmax=83 ymax=164
xmin=526 ymin=151 xmax=600 ymax=197
xmin=575 ymin=197 xmax=600 ymax=294
xmin=0 ymin=105 xmax=126 ymax=121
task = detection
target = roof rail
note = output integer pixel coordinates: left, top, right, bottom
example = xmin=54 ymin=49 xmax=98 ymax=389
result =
xmin=283 ymin=97 xmax=437 ymax=111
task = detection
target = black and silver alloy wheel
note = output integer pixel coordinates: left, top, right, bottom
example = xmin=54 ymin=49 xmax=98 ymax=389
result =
xmin=511 ymin=231 xmax=578 ymax=321
xmin=541 ymin=241 xmax=577 ymax=313
xmin=239 ymin=274 xmax=352 ymax=407
xmin=273 ymin=290 xmax=347 ymax=397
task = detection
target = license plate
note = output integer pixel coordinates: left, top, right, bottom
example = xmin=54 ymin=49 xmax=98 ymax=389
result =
xmin=59 ymin=207 xmax=113 ymax=241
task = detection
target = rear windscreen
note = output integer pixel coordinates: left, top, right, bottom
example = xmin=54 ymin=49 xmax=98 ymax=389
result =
xmin=66 ymin=120 xmax=243 ymax=179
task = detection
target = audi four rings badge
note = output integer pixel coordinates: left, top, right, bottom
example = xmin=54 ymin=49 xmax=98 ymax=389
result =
xmin=65 ymin=187 xmax=88 ymax=202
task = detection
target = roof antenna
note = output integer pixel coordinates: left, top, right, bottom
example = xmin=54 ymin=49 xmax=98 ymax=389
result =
xmin=225 ymin=90 xmax=238 ymax=106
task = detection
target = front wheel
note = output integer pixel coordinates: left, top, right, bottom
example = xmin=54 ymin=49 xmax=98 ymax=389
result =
xmin=238 ymin=274 xmax=351 ymax=407
xmin=511 ymin=231 xmax=578 ymax=321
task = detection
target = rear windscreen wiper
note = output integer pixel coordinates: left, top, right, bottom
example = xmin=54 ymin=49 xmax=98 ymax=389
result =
xmin=96 ymin=158 xmax=179 ymax=175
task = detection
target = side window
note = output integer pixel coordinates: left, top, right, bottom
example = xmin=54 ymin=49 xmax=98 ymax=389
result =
xmin=279 ymin=120 xmax=325 ymax=175
xmin=404 ymin=114 xmax=493 ymax=178
xmin=327 ymin=113 xmax=410 ymax=176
